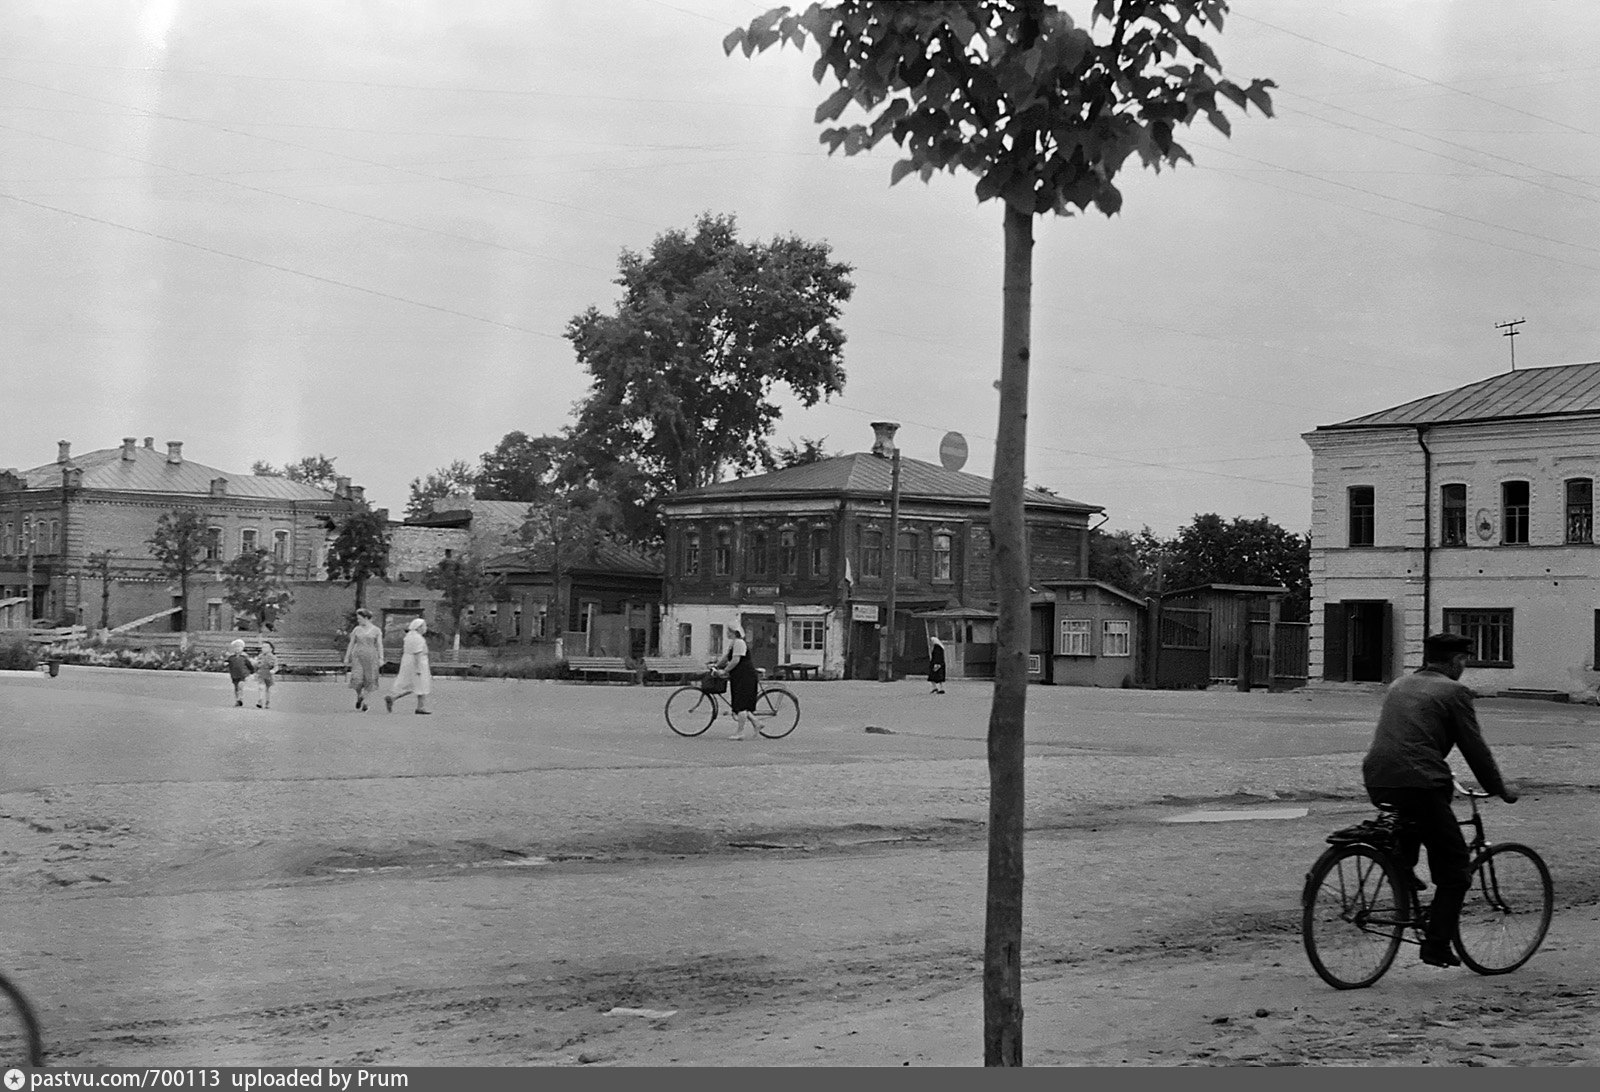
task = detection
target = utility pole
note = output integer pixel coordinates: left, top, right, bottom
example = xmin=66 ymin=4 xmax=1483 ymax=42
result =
xmin=873 ymin=422 xmax=903 ymax=682
xmin=1495 ymin=318 xmax=1525 ymax=371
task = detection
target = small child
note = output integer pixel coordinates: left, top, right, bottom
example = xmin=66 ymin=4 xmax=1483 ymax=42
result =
xmin=224 ymin=639 xmax=254 ymax=707
xmin=255 ymin=640 xmax=277 ymax=709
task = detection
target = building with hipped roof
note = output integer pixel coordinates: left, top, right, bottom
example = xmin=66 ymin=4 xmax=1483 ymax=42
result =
xmin=658 ymin=422 xmax=1101 ymax=680
xmin=1305 ymin=360 xmax=1600 ymax=695
xmin=0 ymin=437 xmax=362 ymax=633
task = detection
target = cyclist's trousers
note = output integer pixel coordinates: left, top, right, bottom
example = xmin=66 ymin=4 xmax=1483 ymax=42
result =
xmin=1366 ymin=785 xmax=1470 ymax=945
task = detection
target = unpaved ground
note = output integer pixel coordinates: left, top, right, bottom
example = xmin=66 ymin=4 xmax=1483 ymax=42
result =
xmin=3 ymin=669 xmax=1598 ymax=1066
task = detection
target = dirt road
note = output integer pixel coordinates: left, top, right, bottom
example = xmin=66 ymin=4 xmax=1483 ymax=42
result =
xmin=3 ymin=669 xmax=1597 ymax=1066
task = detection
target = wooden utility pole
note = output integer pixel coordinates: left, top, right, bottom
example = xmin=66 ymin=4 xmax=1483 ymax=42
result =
xmin=876 ymin=424 xmax=902 ymax=681
xmin=1495 ymin=318 xmax=1525 ymax=370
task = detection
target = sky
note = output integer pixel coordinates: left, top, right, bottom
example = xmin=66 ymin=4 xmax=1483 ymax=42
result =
xmin=5 ymin=1 xmax=1600 ymax=536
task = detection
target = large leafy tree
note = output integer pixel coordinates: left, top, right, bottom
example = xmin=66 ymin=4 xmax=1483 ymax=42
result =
xmin=146 ymin=509 xmax=208 ymax=631
xmin=770 ymin=435 xmax=841 ymax=469
xmin=564 ymin=211 xmax=853 ymax=527
xmin=1164 ymin=513 xmax=1310 ymax=619
xmin=1087 ymin=525 xmax=1166 ymax=597
xmin=477 ymin=431 xmax=562 ymax=502
xmin=405 ymin=460 xmax=480 ymax=521
xmin=423 ymin=555 xmax=502 ymax=649
xmin=221 ymin=549 xmax=294 ymax=631
xmin=252 ymin=454 xmax=340 ymax=490
xmin=513 ymin=493 xmax=611 ymax=638
xmin=728 ymin=0 xmax=1272 ymax=1064
xmin=324 ymin=509 xmax=392 ymax=609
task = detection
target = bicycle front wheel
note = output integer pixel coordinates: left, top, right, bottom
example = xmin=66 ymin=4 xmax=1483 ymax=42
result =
xmin=0 ymin=970 xmax=45 ymax=1067
xmin=1302 ymin=844 xmax=1407 ymax=989
xmin=753 ymin=687 xmax=800 ymax=739
xmin=664 ymin=686 xmax=717 ymax=737
xmin=1454 ymin=843 xmax=1552 ymax=974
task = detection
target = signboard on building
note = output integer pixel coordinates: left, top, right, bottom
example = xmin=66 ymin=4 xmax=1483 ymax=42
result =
xmin=852 ymin=604 xmax=879 ymax=622
xmin=744 ymin=585 xmax=780 ymax=598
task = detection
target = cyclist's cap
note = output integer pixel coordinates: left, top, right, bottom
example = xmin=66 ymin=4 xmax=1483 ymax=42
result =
xmin=1423 ymin=632 xmax=1473 ymax=658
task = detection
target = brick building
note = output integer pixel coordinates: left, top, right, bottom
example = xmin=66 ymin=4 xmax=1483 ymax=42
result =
xmin=1305 ymin=360 xmax=1600 ymax=695
xmin=0 ymin=437 xmax=362 ymax=633
xmin=658 ymin=423 xmax=1100 ymax=680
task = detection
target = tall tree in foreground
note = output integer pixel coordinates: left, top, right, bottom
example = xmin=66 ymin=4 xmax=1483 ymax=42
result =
xmin=564 ymin=211 xmax=854 ymax=538
xmin=324 ymin=509 xmax=392 ymax=610
xmin=423 ymin=555 xmax=502 ymax=650
xmin=728 ymin=1 xmax=1272 ymax=1064
xmin=222 ymin=549 xmax=294 ymax=631
xmin=147 ymin=509 xmax=208 ymax=632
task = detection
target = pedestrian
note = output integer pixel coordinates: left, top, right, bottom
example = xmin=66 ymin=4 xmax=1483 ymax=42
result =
xmin=713 ymin=624 xmax=759 ymax=740
xmin=928 ymin=635 xmax=947 ymax=694
xmin=1362 ymin=631 xmax=1518 ymax=968
xmin=343 ymin=607 xmax=384 ymax=711
xmin=254 ymin=639 xmax=277 ymax=709
xmin=385 ymin=617 xmax=432 ymax=715
xmin=224 ymin=638 xmax=254 ymax=707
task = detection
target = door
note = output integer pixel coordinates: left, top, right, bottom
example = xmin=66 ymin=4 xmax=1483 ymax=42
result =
xmin=741 ymin=613 xmax=780 ymax=676
xmin=1347 ymin=600 xmax=1392 ymax=683
xmin=1155 ymin=605 xmax=1211 ymax=689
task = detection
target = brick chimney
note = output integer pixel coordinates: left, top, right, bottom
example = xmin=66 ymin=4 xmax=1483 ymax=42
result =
xmin=350 ymin=485 xmax=365 ymax=505
xmin=57 ymin=440 xmax=70 ymax=463
xmin=334 ymin=475 xmax=351 ymax=499
xmin=143 ymin=437 xmax=154 ymax=449
xmin=869 ymin=421 xmax=900 ymax=458
xmin=166 ymin=441 xmax=183 ymax=464
xmin=209 ymin=477 xmax=227 ymax=497
xmin=121 ymin=437 xmax=137 ymax=460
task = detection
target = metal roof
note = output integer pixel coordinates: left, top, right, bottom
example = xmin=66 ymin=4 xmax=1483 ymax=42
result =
xmin=1320 ymin=361 xmax=1600 ymax=430
xmin=18 ymin=446 xmax=338 ymax=501
xmin=661 ymin=452 xmax=1099 ymax=513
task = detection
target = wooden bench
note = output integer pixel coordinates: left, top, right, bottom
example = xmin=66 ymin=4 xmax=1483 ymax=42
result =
xmin=566 ymin=655 xmax=638 ymax=684
xmin=246 ymin=636 xmax=347 ymax=674
xmin=642 ymin=656 xmax=708 ymax=685
xmin=777 ymin=661 xmax=820 ymax=681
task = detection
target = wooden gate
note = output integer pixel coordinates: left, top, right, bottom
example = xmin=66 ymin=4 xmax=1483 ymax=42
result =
xmin=1155 ymin=606 xmax=1211 ymax=689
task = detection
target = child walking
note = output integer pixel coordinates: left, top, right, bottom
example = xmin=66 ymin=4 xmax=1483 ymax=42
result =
xmin=254 ymin=640 xmax=277 ymax=709
xmin=225 ymin=639 xmax=254 ymax=707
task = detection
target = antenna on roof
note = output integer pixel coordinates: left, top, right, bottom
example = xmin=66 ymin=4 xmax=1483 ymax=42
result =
xmin=1495 ymin=317 xmax=1525 ymax=371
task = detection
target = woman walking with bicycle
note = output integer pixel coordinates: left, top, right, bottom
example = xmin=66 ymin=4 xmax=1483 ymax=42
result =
xmin=713 ymin=624 xmax=760 ymax=741
xmin=1362 ymin=631 xmax=1518 ymax=969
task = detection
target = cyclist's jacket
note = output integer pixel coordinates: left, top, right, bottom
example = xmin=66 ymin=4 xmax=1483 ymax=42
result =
xmin=1362 ymin=666 xmax=1507 ymax=795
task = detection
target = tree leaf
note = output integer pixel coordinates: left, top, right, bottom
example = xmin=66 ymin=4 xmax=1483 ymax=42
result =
xmin=722 ymin=28 xmax=745 ymax=56
xmin=1207 ymin=108 xmax=1231 ymax=137
xmin=889 ymin=158 xmax=920 ymax=185
xmin=814 ymin=83 xmax=855 ymax=123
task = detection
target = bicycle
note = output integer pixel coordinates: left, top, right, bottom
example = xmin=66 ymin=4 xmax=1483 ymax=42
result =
xmin=664 ymin=670 xmax=801 ymax=739
xmin=1301 ymin=781 xmax=1552 ymax=990
xmin=0 ymin=969 xmax=45 ymax=1067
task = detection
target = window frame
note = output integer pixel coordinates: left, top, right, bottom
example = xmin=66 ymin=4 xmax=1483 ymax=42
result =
xmin=677 ymin=622 xmax=693 ymax=657
xmin=1566 ymin=477 xmax=1593 ymax=545
xmin=272 ymin=529 xmax=290 ymax=565
xmin=1501 ymin=480 xmax=1530 ymax=545
xmin=239 ymin=527 xmax=259 ymax=557
xmin=204 ymin=526 xmax=223 ymax=563
xmin=808 ymin=525 xmax=829 ymax=579
xmin=779 ymin=528 xmax=798 ymax=576
xmin=683 ymin=530 xmax=701 ymax=576
xmin=1440 ymin=483 xmax=1467 ymax=547
xmin=1102 ymin=619 xmax=1131 ymax=658
xmin=1058 ymin=618 xmax=1091 ymax=656
xmin=1347 ymin=485 xmax=1375 ymax=547
xmin=1442 ymin=607 xmax=1514 ymax=668
xmin=861 ymin=528 xmax=884 ymax=579
xmin=897 ymin=530 xmax=918 ymax=581
xmin=746 ymin=527 xmax=770 ymax=576
xmin=714 ymin=529 xmax=732 ymax=576
xmin=790 ymin=617 xmax=826 ymax=653
xmin=932 ymin=531 xmax=953 ymax=582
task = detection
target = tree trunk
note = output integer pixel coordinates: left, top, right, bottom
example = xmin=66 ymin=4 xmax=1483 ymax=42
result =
xmin=354 ymin=576 xmax=367 ymax=610
xmin=984 ymin=204 xmax=1033 ymax=1067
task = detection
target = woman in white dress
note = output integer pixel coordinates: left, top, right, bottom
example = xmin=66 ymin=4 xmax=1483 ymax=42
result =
xmin=385 ymin=617 xmax=433 ymax=714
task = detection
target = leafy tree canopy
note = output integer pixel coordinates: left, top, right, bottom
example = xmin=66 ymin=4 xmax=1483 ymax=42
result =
xmin=1163 ymin=512 xmax=1309 ymax=618
xmin=222 ymin=549 xmax=294 ymax=631
xmin=147 ymin=509 xmax=208 ymax=630
xmin=476 ymin=431 xmax=562 ymax=502
xmin=770 ymin=435 xmax=841 ymax=469
xmin=324 ymin=508 xmax=392 ymax=609
xmin=423 ymin=555 xmax=501 ymax=638
xmin=405 ymin=460 xmax=480 ymax=521
xmin=253 ymin=455 xmax=340 ymax=490
xmin=564 ymin=211 xmax=854 ymax=517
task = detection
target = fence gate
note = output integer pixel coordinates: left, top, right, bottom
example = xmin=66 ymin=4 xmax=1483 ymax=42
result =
xmin=1155 ymin=606 xmax=1211 ymax=689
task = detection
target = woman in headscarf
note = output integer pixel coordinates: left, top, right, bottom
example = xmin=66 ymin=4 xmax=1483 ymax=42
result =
xmin=928 ymin=635 xmax=947 ymax=694
xmin=385 ymin=617 xmax=433 ymax=714
xmin=714 ymin=624 xmax=760 ymax=740
xmin=342 ymin=607 xmax=384 ymax=711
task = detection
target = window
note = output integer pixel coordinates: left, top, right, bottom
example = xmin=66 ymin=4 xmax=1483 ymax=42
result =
xmin=932 ymin=532 xmax=952 ymax=582
xmin=1348 ymin=486 xmax=1375 ymax=547
xmin=709 ymin=623 xmax=724 ymax=657
xmin=747 ymin=528 xmax=769 ymax=575
xmin=1567 ymin=478 xmax=1593 ymax=544
xmin=1501 ymin=481 xmax=1530 ymax=545
xmin=862 ymin=529 xmax=883 ymax=578
xmin=683 ymin=531 xmax=701 ymax=576
xmin=897 ymin=531 xmax=917 ymax=580
xmin=512 ymin=606 xmax=522 ymax=640
xmin=48 ymin=520 xmax=59 ymax=552
xmin=1 ymin=522 xmax=10 ymax=556
xmin=1058 ymin=618 xmax=1091 ymax=656
xmin=205 ymin=601 xmax=223 ymax=631
xmin=779 ymin=529 xmax=797 ymax=576
xmin=1440 ymin=484 xmax=1467 ymax=546
xmin=714 ymin=530 xmax=732 ymax=576
xmin=273 ymin=530 xmax=289 ymax=564
xmin=204 ymin=527 xmax=223 ymax=562
xmin=240 ymin=528 xmax=258 ymax=556
xmin=791 ymin=617 xmax=826 ymax=652
xmin=809 ymin=526 xmax=829 ymax=579
xmin=1102 ymin=619 xmax=1131 ymax=657
xmin=1443 ymin=608 xmax=1513 ymax=668
xmin=677 ymin=623 xmax=693 ymax=656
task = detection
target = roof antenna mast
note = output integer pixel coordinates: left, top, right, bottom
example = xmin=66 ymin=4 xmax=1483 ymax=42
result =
xmin=1495 ymin=317 xmax=1525 ymax=371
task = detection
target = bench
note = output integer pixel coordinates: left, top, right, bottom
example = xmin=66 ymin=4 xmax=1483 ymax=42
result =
xmin=777 ymin=661 xmax=820 ymax=681
xmin=247 ymin=637 xmax=347 ymax=674
xmin=642 ymin=656 xmax=708 ymax=685
xmin=566 ymin=655 xmax=638 ymax=684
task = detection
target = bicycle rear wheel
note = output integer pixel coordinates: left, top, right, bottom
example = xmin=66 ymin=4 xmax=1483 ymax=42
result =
xmin=1454 ymin=843 xmax=1552 ymax=974
xmin=753 ymin=687 xmax=799 ymax=739
xmin=664 ymin=686 xmax=717 ymax=737
xmin=1302 ymin=844 xmax=1407 ymax=989
xmin=0 ymin=970 xmax=45 ymax=1067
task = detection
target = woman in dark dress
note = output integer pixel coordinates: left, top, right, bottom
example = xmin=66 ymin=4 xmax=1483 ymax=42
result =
xmin=928 ymin=635 xmax=947 ymax=694
xmin=716 ymin=625 xmax=761 ymax=740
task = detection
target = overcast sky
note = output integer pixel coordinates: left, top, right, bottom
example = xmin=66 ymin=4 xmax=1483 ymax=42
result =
xmin=4 ymin=0 xmax=1599 ymax=535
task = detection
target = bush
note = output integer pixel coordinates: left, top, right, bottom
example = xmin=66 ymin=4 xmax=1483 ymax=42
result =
xmin=0 ymin=637 xmax=38 ymax=671
xmin=44 ymin=640 xmax=224 ymax=672
xmin=477 ymin=657 xmax=567 ymax=680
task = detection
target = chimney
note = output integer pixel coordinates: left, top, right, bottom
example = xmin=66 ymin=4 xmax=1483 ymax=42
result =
xmin=57 ymin=440 xmax=70 ymax=463
xmin=334 ymin=475 xmax=351 ymax=499
xmin=121 ymin=437 xmax=137 ymax=461
xmin=350 ymin=485 xmax=365 ymax=505
xmin=166 ymin=441 xmax=183 ymax=464
xmin=210 ymin=477 xmax=228 ymax=497
xmin=143 ymin=437 xmax=154 ymax=449
xmin=869 ymin=421 xmax=900 ymax=458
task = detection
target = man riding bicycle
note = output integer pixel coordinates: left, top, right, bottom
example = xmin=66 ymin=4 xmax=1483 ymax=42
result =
xmin=1362 ymin=631 xmax=1518 ymax=968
